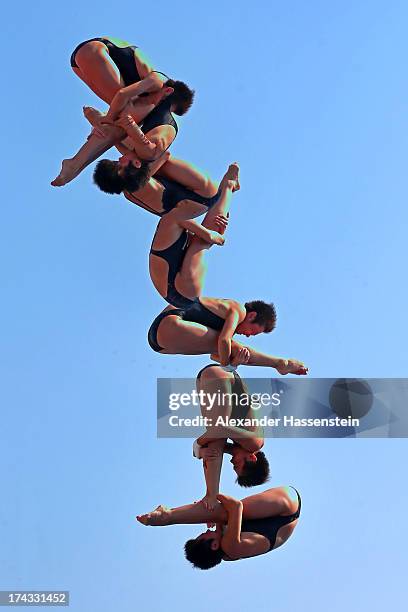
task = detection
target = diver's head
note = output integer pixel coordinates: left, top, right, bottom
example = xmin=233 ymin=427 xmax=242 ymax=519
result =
xmin=93 ymin=158 xmax=150 ymax=194
xmin=235 ymin=301 xmax=277 ymax=337
xmin=184 ymin=529 xmax=224 ymax=569
xmin=230 ymin=446 xmax=270 ymax=487
xmin=165 ymin=79 xmax=195 ymax=115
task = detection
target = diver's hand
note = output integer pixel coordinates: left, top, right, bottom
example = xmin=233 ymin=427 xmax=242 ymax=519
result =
xmin=216 ymin=493 xmax=242 ymax=511
xmin=230 ymin=346 xmax=250 ymax=367
xmin=200 ymin=494 xmax=218 ymax=512
xmin=199 ymin=447 xmax=221 ymax=461
xmin=214 ymin=214 xmax=229 ymax=232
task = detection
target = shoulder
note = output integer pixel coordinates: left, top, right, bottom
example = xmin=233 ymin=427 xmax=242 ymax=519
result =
xmin=224 ymin=299 xmax=246 ymax=315
xmin=133 ymin=48 xmax=155 ymax=79
xmin=147 ymin=124 xmax=176 ymax=140
xmin=220 ymin=299 xmax=244 ymax=311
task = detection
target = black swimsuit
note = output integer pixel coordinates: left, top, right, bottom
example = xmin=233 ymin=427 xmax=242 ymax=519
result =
xmin=148 ymin=301 xmax=225 ymax=353
xmin=149 ymin=181 xmax=222 ymax=308
xmin=140 ymin=97 xmax=178 ymax=138
xmin=70 ymin=38 xmax=141 ymax=86
xmin=150 ymin=230 xmax=193 ymax=308
xmin=71 ymin=39 xmax=176 ymax=154
xmin=125 ymin=177 xmax=221 ymax=218
xmin=240 ymin=488 xmax=301 ymax=552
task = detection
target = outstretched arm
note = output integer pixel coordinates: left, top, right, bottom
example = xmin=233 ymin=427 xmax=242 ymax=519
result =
xmin=217 ymin=308 xmax=243 ymax=366
xmin=217 ymin=494 xmax=244 ymax=559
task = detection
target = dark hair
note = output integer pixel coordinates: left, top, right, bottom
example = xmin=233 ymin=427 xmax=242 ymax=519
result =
xmin=93 ymin=160 xmax=123 ymax=194
xmin=93 ymin=160 xmax=150 ymax=194
xmin=244 ymin=300 xmax=277 ymax=333
xmin=236 ymin=451 xmax=270 ymax=487
xmin=165 ymin=79 xmax=195 ymax=115
xmin=184 ymin=538 xmax=223 ymax=570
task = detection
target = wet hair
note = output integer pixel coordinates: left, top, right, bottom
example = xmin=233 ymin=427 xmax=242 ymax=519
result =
xmin=93 ymin=160 xmax=151 ymax=194
xmin=236 ymin=451 xmax=270 ymax=487
xmin=184 ymin=538 xmax=223 ymax=570
xmin=165 ymin=79 xmax=195 ymax=115
xmin=244 ymin=300 xmax=277 ymax=333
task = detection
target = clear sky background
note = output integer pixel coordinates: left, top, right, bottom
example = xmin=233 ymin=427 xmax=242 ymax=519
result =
xmin=1 ymin=1 xmax=407 ymax=610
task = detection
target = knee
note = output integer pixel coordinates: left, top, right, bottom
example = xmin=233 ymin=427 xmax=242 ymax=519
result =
xmin=76 ymin=40 xmax=106 ymax=64
xmin=203 ymin=178 xmax=218 ymax=198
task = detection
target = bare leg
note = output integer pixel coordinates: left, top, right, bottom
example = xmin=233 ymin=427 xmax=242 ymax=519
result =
xmin=196 ymin=369 xmax=234 ymax=420
xmin=229 ymin=341 xmax=308 ymax=375
xmin=175 ymin=163 xmax=240 ymax=298
xmin=157 ymin=316 xmax=220 ymax=355
xmin=82 ymin=106 xmax=106 ymax=126
xmin=72 ymin=40 xmax=123 ymax=104
xmin=158 ymin=158 xmax=218 ymax=197
xmin=51 ymin=96 xmax=160 ymax=187
xmin=137 ymin=502 xmax=227 ymax=526
xmin=51 ymin=125 xmax=124 ymax=186
xmin=137 ymin=487 xmax=298 ymax=526
xmin=157 ymin=320 xmax=307 ymax=374
xmin=201 ymin=162 xmax=239 ymax=229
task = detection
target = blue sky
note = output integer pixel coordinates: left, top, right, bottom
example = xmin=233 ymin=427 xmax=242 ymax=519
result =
xmin=1 ymin=1 xmax=407 ymax=610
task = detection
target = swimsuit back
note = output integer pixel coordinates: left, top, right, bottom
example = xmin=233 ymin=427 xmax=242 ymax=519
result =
xmin=240 ymin=488 xmax=301 ymax=551
xmin=182 ymin=301 xmax=225 ymax=331
xmin=150 ymin=230 xmax=189 ymax=286
xmin=71 ymin=38 xmax=141 ymax=85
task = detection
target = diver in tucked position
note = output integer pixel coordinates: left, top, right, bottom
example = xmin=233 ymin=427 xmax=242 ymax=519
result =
xmin=145 ymin=163 xmax=308 ymax=374
xmin=193 ymin=359 xmax=270 ymax=512
xmin=51 ymin=36 xmax=194 ymax=187
xmin=137 ymin=487 xmax=301 ymax=569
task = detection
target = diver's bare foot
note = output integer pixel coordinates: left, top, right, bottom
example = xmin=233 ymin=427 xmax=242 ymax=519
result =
xmin=277 ymin=359 xmax=309 ymax=376
xmin=83 ymin=106 xmax=105 ymax=127
xmin=136 ymin=505 xmax=171 ymax=526
xmin=221 ymin=162 xmax=240 ymax=192
xmin=50 ymin=159 xmax=78 ymax=187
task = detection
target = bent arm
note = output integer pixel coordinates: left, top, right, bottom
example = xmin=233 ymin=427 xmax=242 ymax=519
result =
xmin=178 ymin=219 xmax=216 ymax=243
xmin=222 ymin=425 xmax=264 ymax=452
xmin=201 ymin=421 xmax=263 ymax=452
xmin=220 ymin=501 xmax=244 ymax=558
xmin=218 ymin=309 xmax=242 ymax=366
xmin=212 ymin=343 xmax=283 ymax=369
xmin=117 ymin=117 xmax=174 ymax=161
xmin=104 ymin=72 xmax=167 ymax=122
xmin=148 ymin=151 xmax=172 ymax=176
xmin=115 ymin=141 xmax=138 ymax=158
